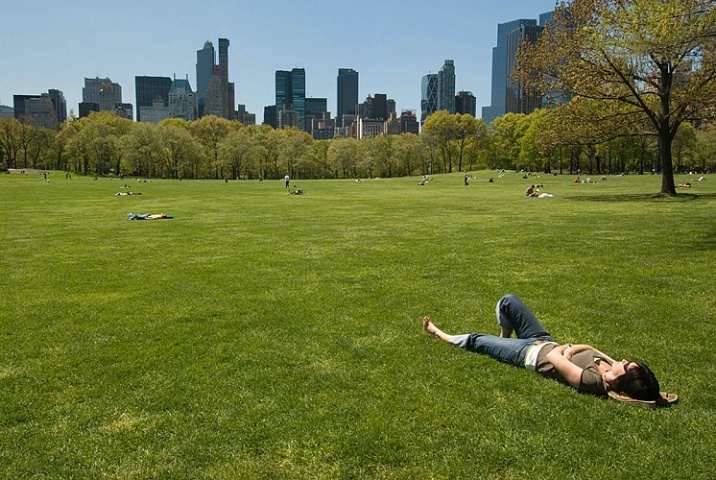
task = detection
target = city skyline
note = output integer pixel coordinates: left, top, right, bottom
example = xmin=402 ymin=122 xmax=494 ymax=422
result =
xmin=1 ymin=0 xmax=557 ymax=123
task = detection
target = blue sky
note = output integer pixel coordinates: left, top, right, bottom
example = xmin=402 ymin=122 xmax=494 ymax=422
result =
xmin=1 ymin=0 xmax=557 ymax=122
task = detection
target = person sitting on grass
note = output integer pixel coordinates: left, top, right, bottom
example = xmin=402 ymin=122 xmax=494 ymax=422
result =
xmin=423 ymin=294 xmax=676 ymax=407
xmin=525 ymin=185 xmax=539 ymax=197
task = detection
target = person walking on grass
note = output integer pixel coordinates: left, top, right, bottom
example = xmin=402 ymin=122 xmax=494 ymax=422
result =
xmin=423 ymin=294 xmax=677 ymax=407
xmin=285 ymin=174 xmax=290 ymax=188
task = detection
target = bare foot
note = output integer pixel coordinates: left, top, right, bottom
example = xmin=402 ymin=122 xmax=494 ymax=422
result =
xmin=423 ymin=316 xmax=437 ymax=336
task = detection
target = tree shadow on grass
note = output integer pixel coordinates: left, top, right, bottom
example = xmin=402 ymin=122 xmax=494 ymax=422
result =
xmin=568 ymin=192 xmax=716 ymax=203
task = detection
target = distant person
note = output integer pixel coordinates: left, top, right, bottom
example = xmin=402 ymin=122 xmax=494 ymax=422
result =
xmin=285 ymin=174 xmax=290 ymax=188
xmin=422 ymin=294 xmax=677 ymax=407
xmin=525 ymin=185 xmax=539 ymax=197
xmin=464 ymin=172 xmax=469 ymax=186
xmin=127 ymin=212 xmax=171 ymax=220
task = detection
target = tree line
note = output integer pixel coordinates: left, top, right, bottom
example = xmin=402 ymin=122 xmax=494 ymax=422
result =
xmin=1 ymin=109 xmax=713 ymax=181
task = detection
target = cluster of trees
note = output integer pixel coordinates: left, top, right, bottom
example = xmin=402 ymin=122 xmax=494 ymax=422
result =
xmin=2 ymin=1 xmax=714 ymax=192
xmin=2 ymin=108 xmax=713 ymax=181
xmin=515 ymin=0 xmax=716 ymax=194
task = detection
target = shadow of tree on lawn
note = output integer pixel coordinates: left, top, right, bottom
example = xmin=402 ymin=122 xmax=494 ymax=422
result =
xmin=568 ymin=193 xmax=716 ymax=203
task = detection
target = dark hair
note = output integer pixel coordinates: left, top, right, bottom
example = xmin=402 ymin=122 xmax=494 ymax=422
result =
xmin=613 ymin=363 xmax=660 ymax=401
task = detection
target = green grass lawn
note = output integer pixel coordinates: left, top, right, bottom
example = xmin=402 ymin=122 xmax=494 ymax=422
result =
xmin=1 ymin=170 xmax=715 ymax=479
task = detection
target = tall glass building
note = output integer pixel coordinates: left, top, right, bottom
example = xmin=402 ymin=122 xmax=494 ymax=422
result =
xmin=275 ymin=68 xmax=306 ymax=131
xmin=437 ymin=60 xmax=456 ymax=114
xmin=195 ymin=41 xmax=215 ymax=118
xmin=135 ymin=76 xmax=172 ymax=122
xmin=337 ymin=68 xmax=358 ymax=126
xmin=420 ymin=74 xmax=438 ymax=124
xmin=481 ymin=19 xmax=537 ymax=125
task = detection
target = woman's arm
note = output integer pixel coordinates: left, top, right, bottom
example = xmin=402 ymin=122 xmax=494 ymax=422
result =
xmin=545 ymin=344 xmax=584 ymax=389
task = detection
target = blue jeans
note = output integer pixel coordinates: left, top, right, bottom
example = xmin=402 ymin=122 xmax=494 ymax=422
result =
xmin=449 ymin=294 xmax=555 ymax=367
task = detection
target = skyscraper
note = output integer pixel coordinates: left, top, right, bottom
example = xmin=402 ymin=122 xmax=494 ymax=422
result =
xmin=337 ymin=68 xmax=359 ymax=126
xmin=482 ymin=18 xmax=540 ymax=124
xmin=135 ymin=76 xmax=172 ymax=122
xmin=437 ymin=60 xmax=456 ymax=114
xmin=275 ymin=68 xmax=306 ymax=131
xmin=81 ymin=77 xmax=125 ymax=118
xmin=196 ymin=38 xmax=235 ymax=119
xmin=421 ymin=74 xmax=438 ymax=124
xmin=506 ymin=24 xmax=544 ymax=115
xmin=13 ymin=90 xmax=65 ymax=128
xmin=196 ymin=41 xmax=215 ymax=118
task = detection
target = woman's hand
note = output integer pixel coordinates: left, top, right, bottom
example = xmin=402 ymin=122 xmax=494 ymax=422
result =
xmin=546 ymin=344 xmax=587 ymax=389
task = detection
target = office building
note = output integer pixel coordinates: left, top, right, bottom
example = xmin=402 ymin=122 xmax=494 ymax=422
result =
xmin=135 ymin=76 xmax=172 ymax=122
xmin=506 ymin=24 xmax=544 ymax=115
xmin=13 ymin=90 xmax=65 ymax=129
xmin=421 ymin=74 xmax=438 ymax=124
xmin=311 ymin=112 xmax=335 ymax=140
xmin=482 ymin=15 xmax=556 ymax=124
xmin=400 ymin=110 xmax=420 ymax=134
xmin=81 ymin=77 xmax=126 ymax=119
xmin=237 ymin=105 xmax=256 ymax=126
xmin=337 ymin=68 xmax=359 ymax=126
xmin=278 ymin=103 xmax=299 ymax=129
xmin=437 ymin=60 xmax=456 ymax=114
xmin=263 ymin=105 xmax=277 ymax=128
xmin=196 ymin=41 xmax=215 ymax=118
xmin=305 ymin=97 xmax=328 ymax=136
xmin=275 ymin=68 xmax=306 ymax=131
xmin=0 ymin=105 xmax=14 ymax=118
xmin=196 ymin=38 xmax=235 ymax=119
xmin=169 ymin=76 xmax=197 ymax=121
xmin=455 ymin=91 xmax=477 ymax=116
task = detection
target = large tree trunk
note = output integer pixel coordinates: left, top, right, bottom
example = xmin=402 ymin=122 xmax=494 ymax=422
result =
xmin=659 ymin=133 xmax=677 ymax=195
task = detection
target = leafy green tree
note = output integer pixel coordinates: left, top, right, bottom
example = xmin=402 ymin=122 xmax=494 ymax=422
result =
xmin=393 ymin=134 xmax=425 ymax=177
xmin=672 ymin=122 xmax=696 ymax=173
xmin=327 ymin=137 xmax=359 ymax=178
xmin=694 ymin=124 xmax=716 ymax=172
xmin=220 ymin=127 xmax=257 ymax=180
xmin=121 ymin=122 xmax=163 ymax=177
xmin=160 ymin=124 xmax=204 ymax=179
xmin=487 ymin=113 xmax=529 ymax=170
xmin=515 ymin=0 xmax=716 ymax=194
xmin=63 ymin=112 xmax=131 ymax=175
xmin=0 ymin=118 xmax=24 ymax=169
xmin=189 ymin=115 xmax=240 ymax=179
xmin=311 ymin=140 xmax=331 ymax=178
xmin=28 ymin=128 xmax=54 ymax=170
xmin=278 ymin=128 xmax=313 ymax=180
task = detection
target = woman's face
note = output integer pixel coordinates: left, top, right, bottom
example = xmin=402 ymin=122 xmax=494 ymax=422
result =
xmin=605 ymin=359 xmax=634 ymax=384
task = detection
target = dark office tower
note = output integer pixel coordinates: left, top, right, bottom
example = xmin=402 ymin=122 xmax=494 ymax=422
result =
xmin=196 ymin=41 xmax=215 ymax=118
xmin=482 ymin=18 xmax=538 ymax=124
xmin=437 ymin=60 xmax=456 ymax=114
xmin=217 ymin=38 xmax=236 ymax=120
xmin=421 ymin=74 xmax=438 ymax=124
xmin=263 ymin=105 xmax=277 ymax=128
xmin=337 ymin=68 xmax=359 ymax=122
xmin=48 ymin=89 xmax=67 ymax=124
xmin=135 ymin=76 xmax=172 ymax=122
xmin=506 ymin=24 xmax=544 ymax=115
xmin=275 ymin=68 xmax=306 ymax=131
xmin=305 ymin=97 xmax=328 ymax=135
xmin=455 ymin=91 xmax=477 ymax=116
xmin=275 ymin=70 xmax=292 ymax=116
xmin=291 ymin=68 xmax=306 ymax=131
xmin=372 ymin=93 xmax=388 ymax=121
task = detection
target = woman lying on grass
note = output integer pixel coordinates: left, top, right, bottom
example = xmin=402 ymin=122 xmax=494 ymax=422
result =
xmin=423 ymin=294 xmax=676 ymax=407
